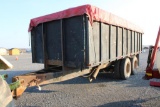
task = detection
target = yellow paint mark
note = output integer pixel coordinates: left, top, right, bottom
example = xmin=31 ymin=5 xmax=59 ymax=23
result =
xmin=146 ymin=73 xmax=152 ymax=76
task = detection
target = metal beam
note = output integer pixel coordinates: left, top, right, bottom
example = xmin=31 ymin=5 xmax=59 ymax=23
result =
xmin=12 ymin=68 xmax=91 ymax=98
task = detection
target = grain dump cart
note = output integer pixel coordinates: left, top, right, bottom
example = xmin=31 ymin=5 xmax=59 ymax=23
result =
xmin=12 ymin=4 xmax=143 ymax=98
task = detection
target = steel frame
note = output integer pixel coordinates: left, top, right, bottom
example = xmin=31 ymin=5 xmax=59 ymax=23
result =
xmin=145 ymin=27 xmax=160 ymax=79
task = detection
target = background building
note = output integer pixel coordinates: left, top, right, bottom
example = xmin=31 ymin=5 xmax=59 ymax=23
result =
xmin=0 ymin=48 xmax=8 ymax=55
xmin=9 ymin=48 xmax=20 ymax=55
xmin=20 ymin=48 xmax=27 ymax=53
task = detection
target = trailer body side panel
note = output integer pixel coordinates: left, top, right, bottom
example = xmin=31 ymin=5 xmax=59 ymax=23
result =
xmin=30 ymin=4 xmax=143 ymax=70
xmin=31 ymin=24 xmax=44 ymax=63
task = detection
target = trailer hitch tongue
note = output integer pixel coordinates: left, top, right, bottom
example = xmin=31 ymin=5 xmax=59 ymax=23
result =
xmin=9 ymin=79 xmax=24 ymax=91
xmin=11 ymin=77 xmax=26 ymax=99
xmin=11 ymin=68 xmax=93 ymax=98
xmin=12 ymin=78 xmax=42 ymax=98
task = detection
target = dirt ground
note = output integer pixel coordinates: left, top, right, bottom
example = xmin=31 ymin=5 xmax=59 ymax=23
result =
xmin=0 ymin=52 xmax=160 ymax=107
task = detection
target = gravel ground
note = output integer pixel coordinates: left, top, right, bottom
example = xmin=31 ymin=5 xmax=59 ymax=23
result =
xmin=0 ymin=52 xmax=160 ymax=107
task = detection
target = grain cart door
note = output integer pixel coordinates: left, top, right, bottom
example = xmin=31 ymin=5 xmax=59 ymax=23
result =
xmin=44 ymin=20 xmax=62 ymax=66
xmin=43 ymin=15 xmax=86 ymax=69
xmin=31 ymin=24 xmax=44 ymax=63
xmin=63 ymin=16 xmax=86 ymax=68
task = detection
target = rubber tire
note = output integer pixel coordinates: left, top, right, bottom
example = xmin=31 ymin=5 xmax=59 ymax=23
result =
xmin=120 ymin=58 xmax=131 ymax=80
xmin=113 ymin=60 xmax=121 ymax=79
xmin=130 ymin=56 xmax=138 ymax=75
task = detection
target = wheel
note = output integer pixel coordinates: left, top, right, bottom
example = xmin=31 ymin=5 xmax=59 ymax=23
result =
xmin=130 ymin=56 xmax=138 ymax=75
xmin=120 ymin=58 xmax=131 ymax=80
xmin=113 ymin=60 xmax=121 ymax=79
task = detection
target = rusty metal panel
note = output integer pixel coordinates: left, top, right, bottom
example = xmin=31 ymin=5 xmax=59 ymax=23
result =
xmin=92 ymin=22 xmax=100 ymax=64
xmin=128 ymin=30 xmax=131 ymax=54
xmin=44 ymin=20 xmax=62 ymax=64
xmin=126 ymin=30 xmax=128 ymax=55
xmin=47 ymin=60 xmax=62 ymax=66
xmin=101 ymin=23 xmax=109 ymax=62
xmin=131 ymin=31 xmax=135 ymax=53
xmin=63 ymin=16 xmax=85 ymax=68
xmin=31 ymin=24 xmax=44 ymax=63
xmin=141 ymin=34 xmax=143 ymax=51
xmin=135 ymin=32 xmax=137 ymax=53
xmin=87 ymin=21 xmax=95 ymax=66
xmin=140 ymin=33 xmax=142 ymax=51
xmin=123 ymin=29 xmax=127 ymax=56
xmin=137 ymin=33 xmax=139 ymax=52
xmin=139 ymin=33 xmax=141 ymax=51
xmin=117 ymin=27 xmax=122 ymax=57
xmin=110 ymin=25 xmax=116 ymax=61
xmin=31 ymin=29 xmax=35 ymax=62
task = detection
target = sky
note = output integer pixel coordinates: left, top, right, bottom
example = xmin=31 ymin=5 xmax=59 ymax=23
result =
xmin=0 ymin=0 xmax=160 ymax=48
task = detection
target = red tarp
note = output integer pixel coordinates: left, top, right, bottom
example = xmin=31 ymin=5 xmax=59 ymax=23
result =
xmin=28 ymin=4 xmax=143 ymax=33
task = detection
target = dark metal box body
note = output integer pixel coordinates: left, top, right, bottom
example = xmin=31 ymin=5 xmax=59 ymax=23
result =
xmin=31 ymin=15 xmax=143 ymax=69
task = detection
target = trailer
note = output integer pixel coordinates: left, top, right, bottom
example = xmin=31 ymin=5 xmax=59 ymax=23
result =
xmin=12 ymin=4 xmax=143 ymax=98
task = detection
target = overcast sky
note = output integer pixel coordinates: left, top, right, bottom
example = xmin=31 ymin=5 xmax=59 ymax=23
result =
xmin=0 ymin=0 xmax=160 ymax=48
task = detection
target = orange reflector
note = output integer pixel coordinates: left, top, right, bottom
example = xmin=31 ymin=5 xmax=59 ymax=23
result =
xmin=146 ymin=73 xmax=152 ymax=76
xmin=87 ymin=64 xmax=91 ymax=66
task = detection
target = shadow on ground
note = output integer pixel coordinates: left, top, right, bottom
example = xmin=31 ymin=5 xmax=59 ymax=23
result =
xmin=98 ymin=99 xmax=145 ymax=107
xmin=25 ymin=86 xmax=57 ymax=93
xmin=98 ymin=96 xmax=160 ymax=107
